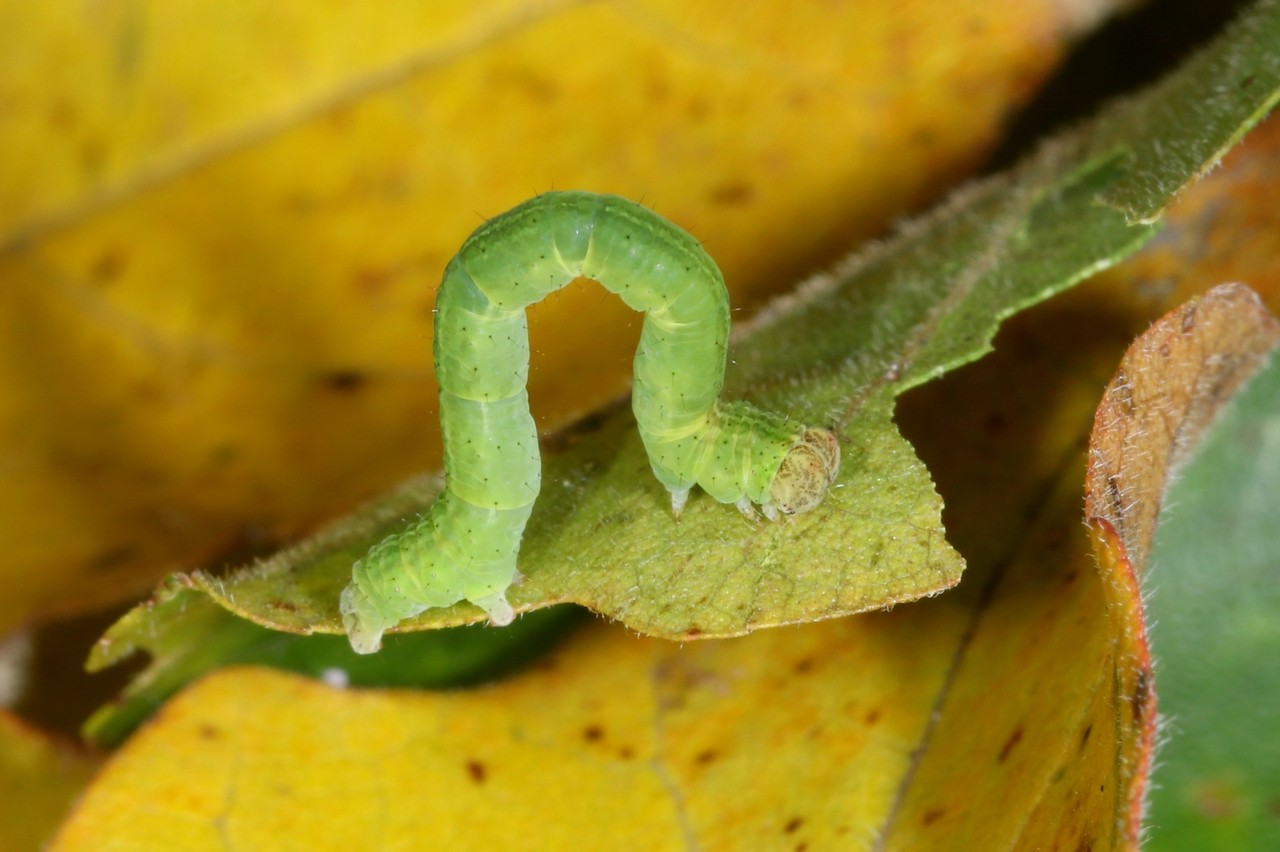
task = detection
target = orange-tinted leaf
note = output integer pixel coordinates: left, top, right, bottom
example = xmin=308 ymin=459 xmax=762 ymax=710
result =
xmin=1087 ymin=283 xmax=1280 ymax=571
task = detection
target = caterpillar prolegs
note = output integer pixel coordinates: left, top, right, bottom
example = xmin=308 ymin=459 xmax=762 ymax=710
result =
xmin=341 ymin=192 xmax=840 ymax=653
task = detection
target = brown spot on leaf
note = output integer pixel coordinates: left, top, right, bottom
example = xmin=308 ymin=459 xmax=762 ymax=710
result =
xmin=694 ymin=748 xmax=718 ymax=766
xmin=465 ymin=760 xmax=487 ymax=784
xmin=1133 ymin=667 xmax=1153 ymax=723
xmin=90 ymin=546 xmax=137 ymax=574
xmin=911 ymin=126 xmax=939 ymax=148
xmin=709 ymin=182 xmax=754 ymax=206
xmin=921 ymin=807 xmax=945 ymax=826
xmin=864 ymin=708 xmax=881 ymax=726
xmin=793 ymin=656 xmax=816 ymax=674
xmin=582 ymin=725 xmax=604 ymax=743
xmin=1180 ymin=302 xmax=1198 ymax=332
xmin=198 ymin=724 xmax=220 ymax=740
xmin=997 ymin=726 xmax=1023 ymax=763
xmin=1105 ymin=474 xmax=1126 ymax=518
xmin=352 ymin=266 xmax=395 ymax=294
xmin=208 ymin=443 xmax=239 ymax=468
xmin=984 ymin=412 xmax=1009 ymax=435
xmin=785 ymin=87 xmax=810 ymax=108
xmin=783 ymin=817 xmax=803 ymax=834
xmin=92 ymin=247 xmax=127 ymax=283
xmin=320 ymin=371 xmax=368 ymax=393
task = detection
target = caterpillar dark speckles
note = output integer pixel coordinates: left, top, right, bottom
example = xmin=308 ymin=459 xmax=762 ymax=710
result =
xmin=341 ymin=191 xmax=840 ymax=653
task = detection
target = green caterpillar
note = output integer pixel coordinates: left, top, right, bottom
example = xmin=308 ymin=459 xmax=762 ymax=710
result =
xmin=341 ymin=192 xmax=840 ymax=653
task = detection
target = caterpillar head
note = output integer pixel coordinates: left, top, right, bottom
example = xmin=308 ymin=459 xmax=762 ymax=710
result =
xmin=769 ymin=428 xmax=841 ymax=516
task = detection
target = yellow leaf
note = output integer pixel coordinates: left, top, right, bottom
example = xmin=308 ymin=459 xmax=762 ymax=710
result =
xmin=886 ymin=473 xmax=1152 ymax=847
xmin=54 ymin=620 xmax=961 ymax=849
xmin=56 ymin=548 xmax=1147 ymax=850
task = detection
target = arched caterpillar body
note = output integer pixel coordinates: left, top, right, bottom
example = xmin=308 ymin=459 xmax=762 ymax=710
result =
xmin=341 ymin=192 xmax=840 ymax=654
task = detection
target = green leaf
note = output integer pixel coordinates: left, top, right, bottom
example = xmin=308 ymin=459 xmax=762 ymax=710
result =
xmin=86 ymin=0 xmax=1280 ymax=737
xmin=113 ymin=152 xmax=1157 ymax=649
xmin=1092 ymin=0 xmax=1280 ymax=222
xmin=1144 ymin=346 xmax=1280 ymax=850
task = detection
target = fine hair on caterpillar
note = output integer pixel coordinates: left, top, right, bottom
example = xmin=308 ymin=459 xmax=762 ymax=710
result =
xmin=341 ymin=191 xmax=840 ymax=653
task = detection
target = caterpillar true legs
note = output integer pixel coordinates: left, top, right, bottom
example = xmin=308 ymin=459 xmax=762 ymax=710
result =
xmin=341 ymin=192 xmax=840 ymax=653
